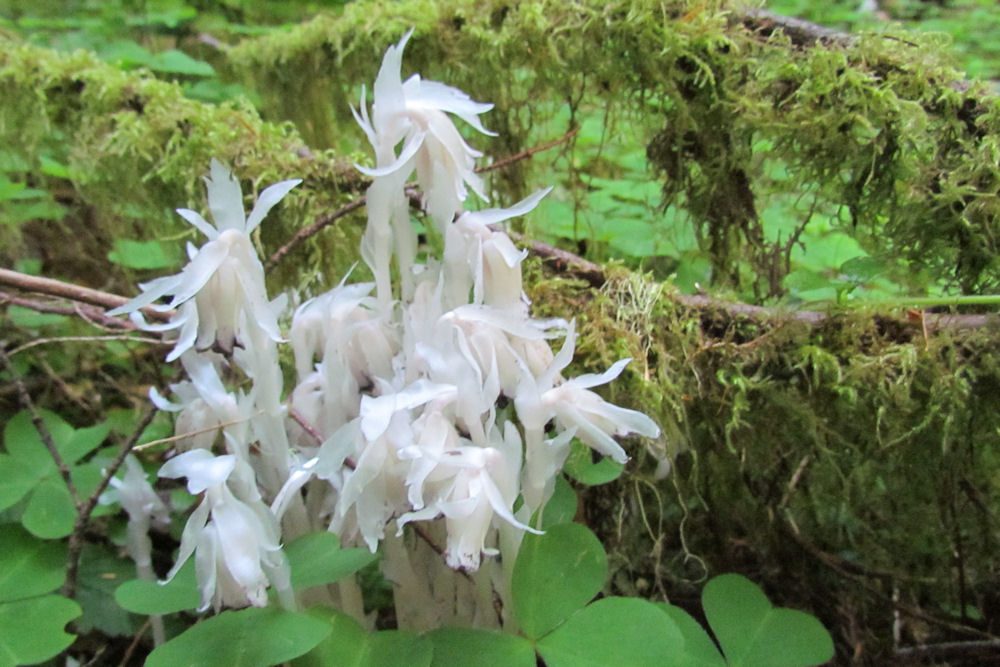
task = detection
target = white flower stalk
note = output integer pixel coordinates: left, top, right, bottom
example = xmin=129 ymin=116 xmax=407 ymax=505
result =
xmin=515 ymin=321 xmax=661 ymax=510
xmin=353 ymin=28 xmax=495 ymax=300
xmin=101 ymin=455 xmax=170 ymax=644
xmin=108 ymin=159 xmax=300 ymax=361
xmin=444 ymin=188 xmax=551 ymax=311
xmin=159 ymin=449 xmax=293 ymax=612
xmin=150 ymin=352 xmax=251 ymax=456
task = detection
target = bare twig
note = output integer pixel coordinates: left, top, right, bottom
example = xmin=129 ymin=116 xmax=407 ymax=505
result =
xmin=895 ymin=640 xmax=1000 ymax=660
xmin=63 ymin=404 xmax=158 ymax=599
xmin=0 ymin=268 xmax=173 ymax=323
xmin=0 ymin=291 xmax=137 ymax=330
xmin=265 ymin=197 xmax=367 ymax=272
xmin=8 ymin=334 xmax=167 ymax=357
xmin=476 ymin=125 xmax=580 ymax=174
xmin=0 ymin=344 xmax=80 ymax=507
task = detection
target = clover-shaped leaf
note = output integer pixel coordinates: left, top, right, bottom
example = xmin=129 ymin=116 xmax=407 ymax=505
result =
xmin=702 ymin=574 xmax=834 ymax=666
xmin=512 ymin=523 xmax=607 ymax=639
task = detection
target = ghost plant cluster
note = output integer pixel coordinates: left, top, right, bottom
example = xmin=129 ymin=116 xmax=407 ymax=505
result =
xmin=107 ymin=31 xmax=659 ymax=630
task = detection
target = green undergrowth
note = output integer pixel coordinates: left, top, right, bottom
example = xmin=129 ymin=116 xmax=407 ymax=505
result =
xmin=526 ymin=261 xmax=1000 ymax=661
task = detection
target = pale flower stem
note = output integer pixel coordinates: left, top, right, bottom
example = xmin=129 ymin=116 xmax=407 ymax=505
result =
xmin=336 ymin=575 xmax=371 ymax=630
xmin=383 ymin=529 xmax=441 ymax=632
xmin=128 ymin=520 xmax=166 ymax=646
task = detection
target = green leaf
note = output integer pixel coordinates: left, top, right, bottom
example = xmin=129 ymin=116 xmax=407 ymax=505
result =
xmin=426 ymin=627 xmax=535 ymax=667
xmin=702 ymin=574 xmax=834 ymax=667
xmin=0 ymin=524 xmax=67 ymax=602
xmin=533 ymin=475 xmax=577 ymax=530
xmin=656 ymin=603 xmax=727 ymax=667
xmin=38 ymin=155 xmax=72 ymax=179
xmin=107 ymin=239 xmax=179 ymax=270
xmin=5 ymin=410 xmax=73 ymax=466
xmin=115 ymin=559 xmax=199 ymax=615
xmin=147 ymin=607 xmax=331 ymax=667
xmin=0 ymin=454 xmax=39 ymax=511
xmin=362 ymin=630 xmax=432 ymax=667
xmin=22 ymin=476 xmax=75 ymax=539
xmin=64 ymin=420 xmax=111 ymax=463
xmin=537 ymin=597 xmax=683 ymax=666
xmin=0 ymin=595 xmax=81 ymax=665
xmin=292 ymin=609 xmax=430 ymax=667
xmin=147 ymin=50 xmax=215 ymax=76
xmin=285 ymin=532 xmax=377 ymax=590
xmin=292 ymin=608 xmax=367 ymax=666
xmin=5 ymin=305 xmax=67 ymax=327
xmin=563 ymin=439 xmax=624 ymax=486
xmin=512 ymin=523 xmax=607 ymax=639
xmin=75 ymin=544 xmax=140 ymax=636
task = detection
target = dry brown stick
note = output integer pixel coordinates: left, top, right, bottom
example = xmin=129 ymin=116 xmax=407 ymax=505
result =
xmin=476 ymin=125 xmax=580 ymax=174
xmin=265 ymin=197 xmax=367 ymax=272
xmin=63 ymin=404 xmax=159 ymax=600
xmin=0 ymin=268 xmax=173 ymax=323
xmin=0 ymin=291 xmax=137 ymax=330
xmin=0 ymin=344 xmax=80 ymax=507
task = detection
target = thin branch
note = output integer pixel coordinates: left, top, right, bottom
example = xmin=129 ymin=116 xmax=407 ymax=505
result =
xmin=895 ymin=640 xmax=1000 ymax=660
xmin=0 ymin=344 xmax=80 ymax=507
xmin=8 ymin=334 xmax=167 ymax=357
xmin=265 ymin=197 xmax=366 ymax=272
xmin=476 ymin=125 xmax=580 ymax=174
xmin=0 ymin=291 xmax=137 ymax=331
xmin=63 ymin=404 xmax=158 ymax=599
xmin=0 ymin=268 xmax=173 ymax=323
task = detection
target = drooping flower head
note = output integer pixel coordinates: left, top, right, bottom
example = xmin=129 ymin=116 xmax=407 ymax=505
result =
xmin=108 ymin=160 xmax=300 ymax=361
xmin=353 ymin=29 xmax=496 ymax=301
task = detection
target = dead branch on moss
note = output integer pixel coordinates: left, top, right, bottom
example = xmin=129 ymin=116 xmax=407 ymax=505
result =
xmin=739 ymin=8 xmax=853 ymax=46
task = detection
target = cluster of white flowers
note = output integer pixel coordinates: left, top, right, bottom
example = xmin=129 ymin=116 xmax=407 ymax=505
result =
xmin=107 ymin=30 xmax=659 ymax=624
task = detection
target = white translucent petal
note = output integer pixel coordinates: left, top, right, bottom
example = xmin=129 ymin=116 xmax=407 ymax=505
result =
xmin=159 ymin=450 xmax=236 ymax=494
xmin=176 ymin=208 xmax=219 ymax=240
xmin=245 ymin=178 xmax=302 ymax=234
xmin=205 ymin=159 xmax=246 ymax=232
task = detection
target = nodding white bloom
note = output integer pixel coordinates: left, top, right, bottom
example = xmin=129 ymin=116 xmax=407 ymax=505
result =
xmin=158 ymin=449 xmax=290 ymax=612
xmin=353 ymin=29 xmax=495 ymax=301
xmin=108 ymin=159 xmax=300 ymax=361
xmin=354 ymin=29 xmax=495 ymax=228
xmin=101 ymin=455 xmax=170 ymax=574
xmin=445 ymin=188 xmax=551 ymax=311
xmin=397 ymin=440 xmax=541 ymax=572
xmin=516 ymin=321 xmax=662 ymax=466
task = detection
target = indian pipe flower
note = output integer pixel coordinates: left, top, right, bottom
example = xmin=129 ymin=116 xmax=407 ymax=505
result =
xmin=108 ymin=160 xmax=300 ymax=362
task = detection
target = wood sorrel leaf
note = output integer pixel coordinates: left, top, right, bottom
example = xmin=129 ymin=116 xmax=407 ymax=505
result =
xmin=511 ymin=522 xmax=607 ymax=639
xmin=0 ymin=524 xmax=66 ymax=602
xmin=537 ymin=597 xmax=683 ymax=666
xmin=426 ymin=627 xmax=535 ymax=667
xmin=115 ymin=559 xmax=199 ymax=615
xmin=292 ymin=608 xmax=431 ymax=667
xmin=0 ymin=595 xmax=81 ymax=665
xmin=285 ymin=532 xmax=377 ymax=590
xmin=656 ymin=603 xmax=728 ymax=667
xmin=146 ymin=607 xmax=330 ymax=667
xmin=702 ymin=574 xmax=834 ymax=667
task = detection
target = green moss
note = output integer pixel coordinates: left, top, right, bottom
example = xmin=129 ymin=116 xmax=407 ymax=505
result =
xmin=0 ymin=39 xmax=365 ymax=291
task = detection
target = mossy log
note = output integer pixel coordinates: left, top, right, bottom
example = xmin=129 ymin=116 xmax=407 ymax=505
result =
xmin=3 ymin=1 xmax=1000 ymax=663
